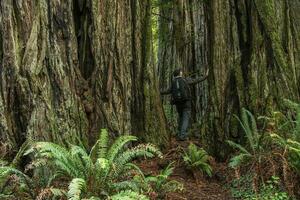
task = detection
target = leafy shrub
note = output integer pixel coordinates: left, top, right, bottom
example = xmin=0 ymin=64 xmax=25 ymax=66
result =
xmin=182 ymin=143 xmax=212 ymax=177
xmin=228 ymin=106 xmax=300 ymax=198
xmin=26 ymin=129 xmax=162 ymax=199
xmin=226 ymin=108 xmax=268 ymax=169
xmin=229 ymin=175 xmax=292 ymax=200
xmin=134 ymin=163 xmax=183 ymax=198
xmin=264 ymin=100 xmax=300 ymax=174
xmin=110 ymin=190 xmax=149 ymax=200
xmin=271 ymin=134 xmax=300 ymax=174
xmin=226 ymin=108 xmax=285 ymax=194
xmin=0 ymin=163 xmax=34 ymax=199
xmin=145 ymin=163 xmax=183 ymax=194
xmin=0 ymin=141 xmax=42 ymax=199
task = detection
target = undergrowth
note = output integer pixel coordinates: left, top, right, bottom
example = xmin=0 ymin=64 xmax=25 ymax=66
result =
xmin=0 ymin=129 xmax=182 ymax=199
xmin=227 ymin=102 xmax=300 ymax=199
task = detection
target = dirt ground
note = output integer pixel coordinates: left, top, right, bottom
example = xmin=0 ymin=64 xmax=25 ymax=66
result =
xmin=138 ymin=138 xmax=234 ymax=200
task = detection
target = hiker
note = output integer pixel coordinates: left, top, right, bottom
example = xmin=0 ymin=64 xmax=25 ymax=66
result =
xmin=160 ymin=68 xmax=209 ymax=141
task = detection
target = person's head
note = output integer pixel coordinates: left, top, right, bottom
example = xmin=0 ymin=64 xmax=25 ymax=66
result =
xmin=173 ymin=68 xmax=183 ymax=77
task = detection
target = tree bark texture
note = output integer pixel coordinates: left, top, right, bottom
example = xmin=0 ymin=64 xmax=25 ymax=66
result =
xmin=158 ymin=0 xmax=299 ymax=158
xmin=0 ymin=0 xmax=169 ymax=156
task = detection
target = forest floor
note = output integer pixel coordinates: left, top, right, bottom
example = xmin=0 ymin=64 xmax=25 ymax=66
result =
xmin=138 ymin=138 xmax=234 ymax=200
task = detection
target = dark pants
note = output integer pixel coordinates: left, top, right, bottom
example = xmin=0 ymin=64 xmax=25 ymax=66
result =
xmin=177 ymin=108 xmax=191 ymax=140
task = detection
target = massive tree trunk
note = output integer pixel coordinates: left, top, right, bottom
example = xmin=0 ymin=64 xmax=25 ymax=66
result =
xmin=207 ymin=0 xmax=299 ymax=158
xmin=1 ymin=0 xmax=298 ymax=159
xmin=0 ymin=0 xmax=89 ymax=154
xmin=0 ymin=0 xmax=168 ymax=157
xmin=158 ymin=0 xmax=300 ymax=158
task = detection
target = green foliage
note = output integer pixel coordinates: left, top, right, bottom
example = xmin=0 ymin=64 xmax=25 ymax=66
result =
xmin=230 ymin=175 xmax=292 ymax=200
xmin=113 ymin=163 xmax=183 ymax=199
xmin=0 ymin=165 xmax=34 ymax=198
xmin=110 ymin=190 xmax=149 ymax=200
xmin=227 ymin=108 xmax=267 ymax=169
xmin=68 ymin=178 xmax=86 ymax=200
xmin=0 ymin=141 xmax=39 ymax=199
xmin=271 ymin=134 xmax=300 ymax=174
xmin=182 ymin=143 xmax=212 ymax=177
xmin=0 ymin=145 xmax=66 ymax=200
xmin=261 ymin=100 xmax=300 ymax=174
xmin=143 ymin=163 xmax=183 ymax=198
xmin=283 ymin=99 xmax=300 ymax=141
xmin=229 ymin=173 xmax=254 ymax=199
xmin=228 ymin=104 xmax=300 ymax=198
xmin=27 ymin=129 xmax=162 ymax=199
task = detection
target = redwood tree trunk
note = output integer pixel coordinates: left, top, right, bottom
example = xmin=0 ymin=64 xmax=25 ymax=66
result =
xmin=0 ymin=0 xmax=169 ymax=157
xmin=158 ymin=0 xmax=300 ymax=158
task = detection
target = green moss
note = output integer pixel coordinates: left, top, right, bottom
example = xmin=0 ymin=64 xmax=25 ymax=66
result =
xmin=254 ymin=0 xmax=287 ymax=69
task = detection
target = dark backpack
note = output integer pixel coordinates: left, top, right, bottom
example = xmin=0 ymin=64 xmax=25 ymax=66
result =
xmin=171 ymin=77 xmax=190 ymax=104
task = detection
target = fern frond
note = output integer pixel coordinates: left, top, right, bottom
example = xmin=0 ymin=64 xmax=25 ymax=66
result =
xmin=203 ymin=164 xmax=213 ymax=177
xmin=82 ymin=197 xmax=101 ymax=200
xmin=70 ymin=145 xmax=92 ymax=179
xmin=89 ymin=129 xmax=109 ymax=160
xmin=161 ymin=180 xmax=183 ymax=193
xmin=112 ymin=163 xmax=144 ymax=183
xmin=115 ymin=144 xmax=161 ymax=167
xmin=110 ymin=190 xmax=149 ymax=200
xmin=160 ymin=163 xmax=174 ymax=178
xmin=98 ymin=129 xmax=109 ymax=159
xmin=245 ymin=109 xmax=259 ymax=145
xmin=114 ymin=144 xmax=161 ymax=177
xmin=270 ymin=133 xmax=287 ymax=146
xmin=183 ymin=144 xmax=213 ymax=177
xmin=195 ymin=162 xmax=213 ymax=176
xmin=236 ymin=110 xmax=255 ymax=153
xmin=287 ymin=139 xmax=300 ymax=147
xmin=112 ymin=180 xmax=140 ymax=192
xmin=183 ymin=153 xmax=191 ymax=164
xmin=67 ymin=178 xmax=86 ymax=200
xmin=0 ymin=166 xmax=28 ymax=181
xmin=226 ymin=140 xmax=251 ymax=154
xmin=0 ymin=166 xmax=33 ymax=192
xmin=51 ymin=187 xmax=66 ymax=197
xmin=31 ymin=142 xmax=81 ymax=178
xmin=94 ymin=158 xmax=110 ymax=185
xmin=107 ymin=135 xmax=138 ymax=163
xmin=229 ymin=153 xmax=252 ymax=169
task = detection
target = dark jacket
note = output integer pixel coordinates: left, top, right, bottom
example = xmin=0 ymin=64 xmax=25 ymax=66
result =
xmin=161 ymin=75 xmax=208 ymax=110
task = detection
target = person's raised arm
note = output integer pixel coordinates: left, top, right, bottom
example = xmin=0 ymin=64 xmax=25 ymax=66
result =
xmin=186 ymin=69 xmax=209 ymax=85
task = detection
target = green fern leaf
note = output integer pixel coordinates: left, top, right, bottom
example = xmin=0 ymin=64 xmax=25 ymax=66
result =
xmin=110 ymin=190 xmax=149 ymax=200
xmin=67 ymin=178 xmax=86 ymax=200
xmin=107 ymin=135 xmax=138 ymax=163
xmin=226 ymin=140 xmax=250 ymax=154
xmin=229 ymin=153 xmax=252 ymax=168
xmin=50 ymin=187 xmax=66 ymax=198
xmin=98 ymin=129 xmax=109 ymax=159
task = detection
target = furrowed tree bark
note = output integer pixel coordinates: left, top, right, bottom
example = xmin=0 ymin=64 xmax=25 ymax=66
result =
xmin=158 ymin=0 xmax=299 ymax=159
xmin=88 ymin=0 xmax=168 ymax=146
xmin=0 ymin=0 xmax=169 ymax=157
xmin=0 ymin=0 xmax=89 ymax=155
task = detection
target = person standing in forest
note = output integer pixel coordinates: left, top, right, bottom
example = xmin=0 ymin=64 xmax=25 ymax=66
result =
xmin=160 ymin=68 xmax=209 ymax=141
